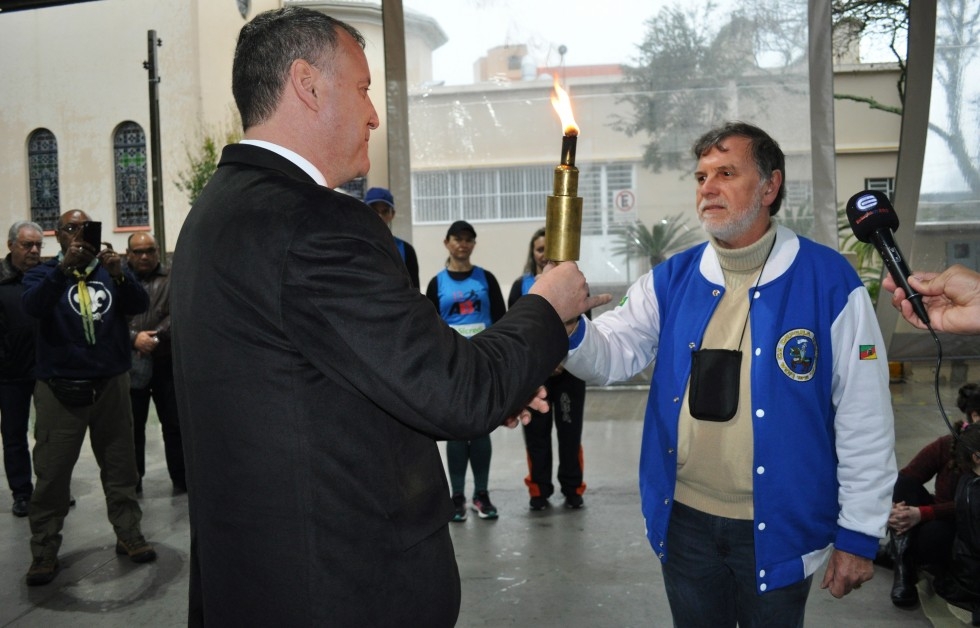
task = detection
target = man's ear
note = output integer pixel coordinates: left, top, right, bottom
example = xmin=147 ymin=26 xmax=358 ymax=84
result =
xmin=290 ymin=58 xmax=321 ymax=110
xmin=763 ymin=170 xmax=783 ymax=205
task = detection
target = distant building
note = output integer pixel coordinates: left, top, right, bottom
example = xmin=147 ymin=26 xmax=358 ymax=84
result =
xmin=0 ymin=0 xmax=909 ymax=287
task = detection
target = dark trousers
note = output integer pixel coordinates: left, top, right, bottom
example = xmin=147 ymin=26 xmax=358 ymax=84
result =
xmin=1 ymin=379 xmax=35 ymax=500
xmin=30 ymin=375 xmax=143 ymax=559
xmin=893 ymin=472 xmax=957 ymax=571
xmin=446 ymin=435 xmax=491 ymax=496
xmin=130 ymin=362 xmax=185 ymax=488
xmin=662 ymin=502 xmax=812 ymax=628
xmin=522 ymin=369 xmax=586 ymax=499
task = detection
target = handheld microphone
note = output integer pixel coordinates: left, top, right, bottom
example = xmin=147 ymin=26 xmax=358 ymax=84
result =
xmin=845 ymin=190 xmax=930 ymax=326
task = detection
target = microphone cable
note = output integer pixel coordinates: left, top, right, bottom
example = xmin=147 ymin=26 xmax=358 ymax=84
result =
xmin=919 ymin=314 xmax=977 ymax=456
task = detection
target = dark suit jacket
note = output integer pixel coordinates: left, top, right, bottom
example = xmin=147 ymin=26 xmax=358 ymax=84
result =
xmin=170 ymin=144 xmax=567 ymax=627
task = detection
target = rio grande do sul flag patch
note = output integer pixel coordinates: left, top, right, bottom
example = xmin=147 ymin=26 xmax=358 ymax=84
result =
xmin=859 ymin=345 xmax=878 ymax=360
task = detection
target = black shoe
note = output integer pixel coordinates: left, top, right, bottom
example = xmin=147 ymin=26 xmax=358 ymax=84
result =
xmin=135 ymin=480 xmax=143 ymax=496
xmin=12 ymin=496 xmax=29 ymax=517
xmin=116 ymin=534 xmax=157 ymax=563
xmin=451 ymin=494 xmax=467 ymax=522
xmin=873 ymin=543 xmax=894 ymax=569
xmin=172 ymin=482 xmax=187 ymax=496
xmin=890 ymin=532 xmax=919 ymax=608
xmin=25 ymin=556 xmax=59 ymax=586
xmin=529 ymin=496 xmax=550 ymax=511
xmin=564 ymin=494 xmax=584 ymax=509
xmin=471 ymin=491 xmax=498 ymax=520
xmin=69 ymin=495 xmax=76 ymax=507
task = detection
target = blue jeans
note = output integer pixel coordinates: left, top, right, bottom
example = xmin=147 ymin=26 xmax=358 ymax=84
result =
xmin=662 ymin=502 xmax=812 ymax=628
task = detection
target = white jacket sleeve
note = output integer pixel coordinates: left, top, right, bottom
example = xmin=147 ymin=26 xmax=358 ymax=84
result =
xmin=830 ymin=286 xmax=897 ymax=540
xmin=564 ymin=272 xmax=661 ymax=386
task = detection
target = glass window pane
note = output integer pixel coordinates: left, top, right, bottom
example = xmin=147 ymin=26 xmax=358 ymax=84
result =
xmin=889 ymin=0 xmax=980 ymax=360
xmin=28 ymin=128 xmax=60 ymax=232
xmin=113 ymin=121 xmax=149 ymax=228
xmin=404 ymin=0 xmax=818 ymax=288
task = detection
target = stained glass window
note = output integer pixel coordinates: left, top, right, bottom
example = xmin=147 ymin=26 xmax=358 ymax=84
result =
xmin=114 ymin=121 xmax=149 ymax=227
xmin=28 ymin=128 xmax=60 ymax=232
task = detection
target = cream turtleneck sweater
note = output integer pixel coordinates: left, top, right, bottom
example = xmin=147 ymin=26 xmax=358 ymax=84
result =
xmin=673 ymin=222 xmax=777 ymax=520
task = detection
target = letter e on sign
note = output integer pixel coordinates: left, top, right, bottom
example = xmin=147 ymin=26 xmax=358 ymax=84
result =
xmin=613 ymin=189 xmax=637 ymax=224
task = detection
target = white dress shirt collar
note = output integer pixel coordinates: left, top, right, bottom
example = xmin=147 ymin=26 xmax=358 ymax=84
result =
xmin=239 ymin=139 xmax=328 ymax=187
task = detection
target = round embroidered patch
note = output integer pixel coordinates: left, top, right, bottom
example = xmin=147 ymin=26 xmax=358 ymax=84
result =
xmin=776 ymin=329 xmax=817 ymax=381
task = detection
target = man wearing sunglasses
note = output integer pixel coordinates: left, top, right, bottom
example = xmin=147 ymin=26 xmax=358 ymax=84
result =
xmin=21 ymin=210 xmax=155 ymax=586
xmin=0 ymin=221 xmax=44 ymax=518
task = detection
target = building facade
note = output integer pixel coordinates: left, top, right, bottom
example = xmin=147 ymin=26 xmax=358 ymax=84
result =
xmin=1 ymin=0 xmax=904 ymax=290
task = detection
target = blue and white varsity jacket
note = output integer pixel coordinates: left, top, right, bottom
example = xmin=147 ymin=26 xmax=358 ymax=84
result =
xmin=565 ymin=225 xmax=896 ymax=594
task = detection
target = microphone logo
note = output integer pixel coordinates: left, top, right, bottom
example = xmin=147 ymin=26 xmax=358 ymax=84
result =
xmin=887 ymin=244 xmax=904 ymax=264
xmin=854 ymin=194 xmax=878 ymax=212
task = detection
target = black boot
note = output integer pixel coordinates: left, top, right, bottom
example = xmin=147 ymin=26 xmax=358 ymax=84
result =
xmin=890 ymin=531 xmax=919 ymax=608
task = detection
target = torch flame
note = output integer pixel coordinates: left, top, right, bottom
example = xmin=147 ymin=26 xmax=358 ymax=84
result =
xmin=551 ymin=78 xmax=579 ymax=137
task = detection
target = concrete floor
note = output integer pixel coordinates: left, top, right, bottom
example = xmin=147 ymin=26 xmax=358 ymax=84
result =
xmin=1 ymin=361 xmax=976 ymax=627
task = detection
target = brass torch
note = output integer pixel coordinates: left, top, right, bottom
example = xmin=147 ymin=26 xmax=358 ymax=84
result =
xmin=545 ymin=79 xmax=582 ymax=262
xmin=545 ymin=135 xmax=582 ymax=261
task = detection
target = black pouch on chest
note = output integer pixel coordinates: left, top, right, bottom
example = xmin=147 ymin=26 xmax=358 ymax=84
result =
xmin=688 ymin=348 xmax=742 ymax=422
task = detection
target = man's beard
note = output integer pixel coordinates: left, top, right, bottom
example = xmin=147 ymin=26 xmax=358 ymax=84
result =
xmin=698 ymin=184 xmax=766 ymax=246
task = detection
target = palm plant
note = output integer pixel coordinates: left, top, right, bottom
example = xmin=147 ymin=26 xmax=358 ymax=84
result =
xmin=837 ymin=203 xmax=884 ymax=302
xmin=612 ymin=213 xmax=703 ymax=267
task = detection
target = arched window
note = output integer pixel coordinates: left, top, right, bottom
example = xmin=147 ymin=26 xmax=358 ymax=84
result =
xmin=113 ymin=121 xmax=149 ymax=227
xmin=27 ymin=128 xmax=60 ymax=232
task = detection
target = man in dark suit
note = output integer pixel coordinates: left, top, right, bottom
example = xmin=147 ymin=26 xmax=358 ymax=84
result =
xmin=169 ymin=7 xmax=607 ymax=627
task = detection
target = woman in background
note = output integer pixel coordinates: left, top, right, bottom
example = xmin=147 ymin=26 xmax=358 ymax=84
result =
xmin=426 ymin=220 xmax=506 ymax=522
xmin=508 ymin=228 xmax=587 ymax=510
xmin=885 ymin=382 xmax=980 ymax=608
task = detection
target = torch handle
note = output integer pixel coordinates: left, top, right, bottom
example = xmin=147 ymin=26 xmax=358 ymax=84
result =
xmin=544 ymin=164 xmax=583 ymax=262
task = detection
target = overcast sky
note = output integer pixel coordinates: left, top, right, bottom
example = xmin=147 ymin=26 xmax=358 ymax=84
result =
xmin=403 ymin=0 xmax=654 ymax=85
xmin=403 ymin=1 xmax=904 ymax=86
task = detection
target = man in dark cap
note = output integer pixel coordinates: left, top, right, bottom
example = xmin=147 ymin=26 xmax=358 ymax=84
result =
xmin=365 ymin=186 xmax=419 ymax=288
xmin=426 ymin=219 xmax=508 ymax=522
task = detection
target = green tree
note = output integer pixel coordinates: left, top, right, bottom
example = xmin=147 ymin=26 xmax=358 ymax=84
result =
xmin=175 ymin=121 xmax=242 ymax=206
xmin=831 ymin=0 xmax=909 ymax=113
xmin=613 ymin=2 xmax=808 ymax=174
xmin=618 ymin=0 xmax=978 ymax=196
xmin=611 ymin=213 xmax=703 ymax=267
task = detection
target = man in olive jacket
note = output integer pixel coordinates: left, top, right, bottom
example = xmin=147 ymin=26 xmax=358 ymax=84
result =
xmin=169 ymin=8 xmax=606 ymax=627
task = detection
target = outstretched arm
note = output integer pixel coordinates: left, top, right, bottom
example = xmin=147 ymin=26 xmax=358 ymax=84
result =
xmin=883 ymin=264 xmax=980 ymax=334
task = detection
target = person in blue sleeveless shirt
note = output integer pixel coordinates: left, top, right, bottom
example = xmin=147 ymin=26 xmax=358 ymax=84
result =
xmin=365 ymin=187 xmax=419 ymax=289
xmin=426 ymin=220 xmax=506 ymax=521
xmin=508 ymin=227 xmax=588 ymax=511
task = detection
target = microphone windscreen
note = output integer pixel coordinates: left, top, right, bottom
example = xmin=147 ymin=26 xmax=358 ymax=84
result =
xmin=845 ymin=190 xmax=899 ymax=243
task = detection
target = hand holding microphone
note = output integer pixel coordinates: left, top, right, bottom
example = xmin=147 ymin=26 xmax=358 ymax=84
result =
xmin=845 ymin=190 xmax=930 ymax=326
xmin=884 ymin=265 xmax=980 ymax=334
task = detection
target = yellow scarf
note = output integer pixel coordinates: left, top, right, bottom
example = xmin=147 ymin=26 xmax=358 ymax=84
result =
xmin=59 ymin=252 xmax=100 ymax=345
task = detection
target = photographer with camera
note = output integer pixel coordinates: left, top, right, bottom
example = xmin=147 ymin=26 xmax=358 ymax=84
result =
xmin=20 ymin=210 xmax=154 ymax=586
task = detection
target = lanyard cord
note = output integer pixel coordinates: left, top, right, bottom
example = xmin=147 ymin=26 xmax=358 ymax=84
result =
xmin=735 ymin=236 xmax=776 ymax=351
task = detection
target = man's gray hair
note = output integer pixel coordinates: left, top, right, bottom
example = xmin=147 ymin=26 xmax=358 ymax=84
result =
xmin=232 ymin=7 xmax=366 ymax=130
xmin=8 ymin=220 xmax=43 ymax=244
